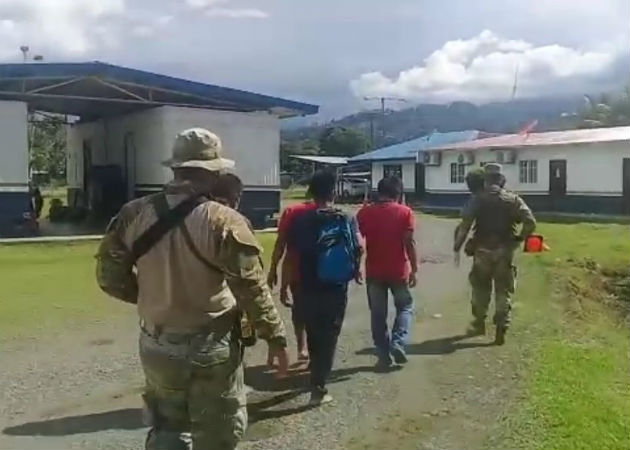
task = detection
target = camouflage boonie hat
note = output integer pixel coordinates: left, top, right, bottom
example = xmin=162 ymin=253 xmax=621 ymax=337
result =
xmin=163 ymin=128 xmax=235 ymax=172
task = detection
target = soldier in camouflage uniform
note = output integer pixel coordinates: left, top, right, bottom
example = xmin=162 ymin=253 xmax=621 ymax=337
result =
xmin=96 ymin=128 xmax=288 ymax=450
xmin=454 ymin=168 xmax=485 ymax=260
xmin=453 ymin=163 xmax=536 ymax=345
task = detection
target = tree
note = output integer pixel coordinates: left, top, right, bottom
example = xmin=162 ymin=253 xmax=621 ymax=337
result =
xmin=580 ymin=87 xmax=630 ymax=128
xmin=29 ymin=115 xmax=66 ymax=182
xmin=280 ymin=138 xmax=320 ymax=174
xmin=318 ymin=126 xmax=371 ymax=156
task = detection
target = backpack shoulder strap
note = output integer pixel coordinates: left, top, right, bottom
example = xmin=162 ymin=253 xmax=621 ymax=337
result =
xmin=130 ymin=193 xmax=207 ymax=263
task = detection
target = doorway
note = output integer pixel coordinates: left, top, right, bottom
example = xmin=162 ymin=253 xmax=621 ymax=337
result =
xmin=124 ymin=132 xmax=136 ymax=200
xmin=415 ymin=163 xmax=425 ymax=198
xmin=82 ymin=140 xmax=92 ymax=208
xmin=549 ymin=160 xmax=567 ymax=196
xmin=623 ymin=158 xmax=630 ymax=214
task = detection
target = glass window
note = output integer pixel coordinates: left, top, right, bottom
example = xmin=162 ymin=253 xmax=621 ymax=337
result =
xmin=450 ymin=163 xmax=465 ymax=184
xmin=383 ymin=164 xmax=402 ymax=179
xmin=519 ymin=160 xmax=538 ymax=183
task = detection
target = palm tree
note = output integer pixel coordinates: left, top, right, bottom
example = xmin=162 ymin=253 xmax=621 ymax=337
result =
xmin=580 ymin=87 xmax=630 ymax=128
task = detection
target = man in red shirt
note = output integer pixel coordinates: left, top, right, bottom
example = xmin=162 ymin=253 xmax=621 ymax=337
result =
xmin=267 ymin=199 xmax=317 ymax=363
xmin=357 ymin=176 xmax=418 ymax=369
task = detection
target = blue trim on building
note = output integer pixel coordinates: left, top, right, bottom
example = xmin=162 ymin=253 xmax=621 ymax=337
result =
xmin=421 ymin=192 xmax=628 ymax=216
xmin=0 ymin=192 xmax=32 ymax=237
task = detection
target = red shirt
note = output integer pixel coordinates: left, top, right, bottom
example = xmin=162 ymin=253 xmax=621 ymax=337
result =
xmin=357 ymin=201 xmax=415 ymax=282
xmin=278 ymin=201 xmax=317 ymax=284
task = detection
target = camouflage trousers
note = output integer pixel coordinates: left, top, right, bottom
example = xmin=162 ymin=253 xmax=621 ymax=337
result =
xmin=469 ymin=246 xmax=517 ymax=328
xmin=139 ymin=326 xmax=246 ymax=450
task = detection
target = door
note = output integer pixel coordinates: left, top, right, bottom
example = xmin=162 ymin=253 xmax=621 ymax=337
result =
xmin=549 ymin=160 xmax=567 ymax=196
xmin=623 ymin=158 xmax=630 ymax=214
xmin=82 ymin=140 xmax=92 ymax=208
xmin=415 ymin=163 xmax=425 ymax=197
xmin=124 ymin=132 xmax=136 ymax=200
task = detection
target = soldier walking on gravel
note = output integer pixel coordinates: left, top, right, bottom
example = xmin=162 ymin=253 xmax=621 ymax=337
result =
xmin=453 ymin=163 xmax=536 ymax=345
xmin=96 ymin=128 xmax=288 ymax=450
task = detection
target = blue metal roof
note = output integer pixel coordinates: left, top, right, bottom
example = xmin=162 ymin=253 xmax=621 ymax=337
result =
xmin=349 ymin=130 xmax=481 ymax=162
xmin=0 ymin=62 xmax=318 ymax=119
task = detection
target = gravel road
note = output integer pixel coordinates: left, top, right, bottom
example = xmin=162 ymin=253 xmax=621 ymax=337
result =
xmin=1 ymin=215 xmax=522 ymax=450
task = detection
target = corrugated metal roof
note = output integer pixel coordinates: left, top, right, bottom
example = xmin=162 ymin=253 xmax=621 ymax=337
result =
xmin=290 ymin=155 xmax=348 ymax=165
xmin=430 ymin=126 xmax=630 ymax=151
xmin=0 ymin=62 xmax=318 ymax=119
xmin=348 ymin=130 xmax=480 ymax=162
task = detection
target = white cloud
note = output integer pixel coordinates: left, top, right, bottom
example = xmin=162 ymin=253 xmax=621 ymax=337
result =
xmin=156 ymin=15 xmax=174 ymax=26
xmin=129 ymin=14 xmax=174 ymax=40
xmin=204 ymin=7 xmax=269 ymax=19
xmin=350 ymin=30 xmax=617 ymax=103
xmin=184 ymin=0 xmax=269 ymax=20
xmin=185 ymin=0 xmax=228 ymax=9
xmin=0 ymin=0 xmax=125 ymax=59
xmin=131 ymin=25 xmax=155 ymax=38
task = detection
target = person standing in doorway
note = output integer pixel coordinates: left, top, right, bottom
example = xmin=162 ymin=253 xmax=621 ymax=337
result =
xmin=357 ymin=176 xmax=418 ymax=369
xmin=288 ymin=171 xmax=362 ymax=405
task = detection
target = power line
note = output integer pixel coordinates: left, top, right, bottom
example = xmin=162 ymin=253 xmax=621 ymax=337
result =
xmin=363 ymin=96 xmax=407 ymax=143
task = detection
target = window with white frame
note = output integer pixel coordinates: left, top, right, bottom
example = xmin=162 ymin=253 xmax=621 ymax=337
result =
xmin=450 ymin=163 xmax=466 ymax=184
xmin=519 ymin=160 xmax=538 ymax=183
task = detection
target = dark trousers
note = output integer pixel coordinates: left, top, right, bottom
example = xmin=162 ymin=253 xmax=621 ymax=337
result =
xmin=302 ymin=285 xmax=348 ymax=390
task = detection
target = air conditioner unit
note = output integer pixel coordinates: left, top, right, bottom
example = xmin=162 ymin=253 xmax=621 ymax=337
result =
xmin=422 ymin=151 xmax=442 ymax=166
xmin=503 ymin=149 xmax=516 ymax=164
xmin=495 ymin=149 xmax=516 ymax=164
xmin=457 ymin=152 xmax=475 ymax=165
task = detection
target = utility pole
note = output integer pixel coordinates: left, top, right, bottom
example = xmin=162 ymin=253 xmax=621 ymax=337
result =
xmin=511 ymin=62 xmax=519 ymax=100
xmin=20 ymin=45 xmax=29 ymax=62
xmin=363 ymin=96 xmax=407 ymax=143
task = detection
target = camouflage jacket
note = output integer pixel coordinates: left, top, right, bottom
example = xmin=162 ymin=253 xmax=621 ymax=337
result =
xmin=454 ymin=185 xmax=536 ymax=252
xmin=96 ymin=180 xmax=286 ymax=347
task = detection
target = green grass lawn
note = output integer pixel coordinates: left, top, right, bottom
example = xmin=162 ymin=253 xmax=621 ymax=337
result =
xmin=281 ymin=186 xmax=307 ymax=200
xmin=0 ymin=233 xmax=276 ymax=341
xmin=491 ymin=222 xmax=630 ymax=450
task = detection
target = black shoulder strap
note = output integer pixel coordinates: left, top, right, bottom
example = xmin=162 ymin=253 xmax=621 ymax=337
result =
xmin=130 ymin=193 xmax=207 ymax=263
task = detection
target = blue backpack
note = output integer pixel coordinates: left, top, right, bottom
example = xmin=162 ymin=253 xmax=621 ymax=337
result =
xmin=315 ymin=209 xmax=358 ymax=284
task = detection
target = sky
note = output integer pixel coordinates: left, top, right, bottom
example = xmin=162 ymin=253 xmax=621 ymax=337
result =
xmin=0 ymin=0 xmax=628 ymax=120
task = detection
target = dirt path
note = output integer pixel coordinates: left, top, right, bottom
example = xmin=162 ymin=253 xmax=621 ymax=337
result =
xmin=0 ymin=216 xmax=522 ymax=450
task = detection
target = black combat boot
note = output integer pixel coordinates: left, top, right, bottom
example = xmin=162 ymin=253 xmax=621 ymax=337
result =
xmin=495 ymin=326 xmax=507 ymax=345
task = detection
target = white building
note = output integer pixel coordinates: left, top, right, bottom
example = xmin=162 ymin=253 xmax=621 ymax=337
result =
xmin=348 ymin=130 xmax=487 ymax=200
xmin=425 ymin=126 xmax=630 ymax=215
xmin=0 ymin=62 xmax=317 ymax=235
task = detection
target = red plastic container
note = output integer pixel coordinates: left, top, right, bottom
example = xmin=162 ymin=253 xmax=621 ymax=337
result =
xmin=524 ymin=234 xmax=544 ymax=253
